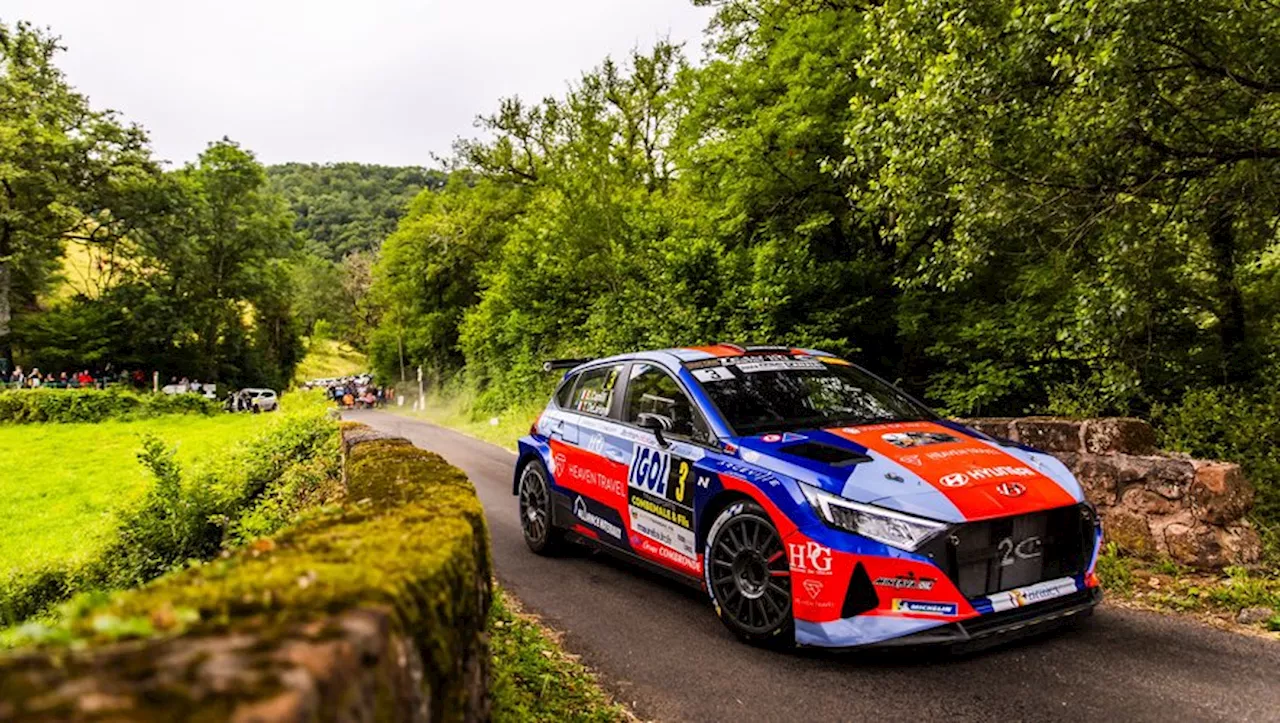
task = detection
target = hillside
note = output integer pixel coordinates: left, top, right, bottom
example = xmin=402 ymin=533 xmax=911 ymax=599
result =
xmin=267 ymin=163 xmax=447 ymax=259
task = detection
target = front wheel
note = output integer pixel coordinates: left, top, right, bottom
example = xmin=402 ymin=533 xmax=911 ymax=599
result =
xmin=704 ymin=500 xmax=794 ymax=647
xmin=518 ymin=460 xmax=565 ymax=555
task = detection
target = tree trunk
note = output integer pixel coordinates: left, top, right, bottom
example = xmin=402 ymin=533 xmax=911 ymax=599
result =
xmin=0 ymin=259 xmax=11 ymax=373
xmin=1208 ymin=210 xmax=1249 ymax=384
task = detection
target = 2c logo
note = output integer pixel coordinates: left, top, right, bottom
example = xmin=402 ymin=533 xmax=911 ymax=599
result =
xmin=997 ymin=535 xmax=1043 ymax=566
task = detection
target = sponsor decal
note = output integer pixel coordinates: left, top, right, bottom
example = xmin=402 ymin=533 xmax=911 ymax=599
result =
xmin=891 ymin=599 xmax=958 ymax=616
xmin=634 ymin=535 xmax=699 ymax=573
xmin=997 ymin=535 xmax=1042 ymax=566
xmin=761 ymin=433 xmax=782 ymax=443
xmin=882 ymin=431 xmax=959 ymax=449
xmin=996 ymin=481 xmax=1027 ymax=497
xmin=873 ymin=572 xmax=937 ymax=591
xmin=982 ymin=577 xmax=1078 ymax=613
xmin=566 ymin=461 xmax=626 ymax=498
xmin=686 ymin=354 xmax=825 ymax=375
xmin=573 ymin=496 xmax=623 ymax=540
xmin=939 ymin=473 xmax=968 ymax=487
xmin=925 ymin=447 xmax=1002 ymax=461
xmin=628 ymin=488 xmax=692 ymax=529
xmin=787 ymin=541 xmax=833 ymax=575
xmin=802 ymin=579 xmax=824 ymax=599
xmin=630 ymin=506 xmax=697 ymax=559
xmin=628 ymin=445 xmax=671 ymax=496
xmin=899 ymin=454 xmax=923 ymax=467
xmin=741 ymin=449 xmax=761 ymax=463
xmin=715 ymin=460 xmax=782 ymax=487
xmin=552 ymin=452 xmax=566 ymax=476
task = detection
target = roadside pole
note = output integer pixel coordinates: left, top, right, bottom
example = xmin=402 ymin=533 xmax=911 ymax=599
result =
xmin=416 ymin=365 xmax=424 ymax=411
xmin=152 ymin=371 xmax=158 ymax=393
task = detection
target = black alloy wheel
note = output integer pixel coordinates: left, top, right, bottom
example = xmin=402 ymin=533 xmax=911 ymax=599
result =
xmin=705 ymin=501 xmax=794 ymax=646
xmin=518 ymin=460 xmax=563 ymax=555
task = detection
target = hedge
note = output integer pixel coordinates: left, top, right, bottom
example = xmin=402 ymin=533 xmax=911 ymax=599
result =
xmin=0 ymin=427 xmax=493 ymax=721
xmin=0 ymin=388 xmax=218 ymax=424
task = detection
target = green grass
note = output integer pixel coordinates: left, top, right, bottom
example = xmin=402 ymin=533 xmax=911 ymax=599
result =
xmin=0 ymin=414 xmax=274 ymax=580
xmin=490 ymin=588 xmax=627 ymax=722
xmin=293 ymin=338 xmax=368 ymax=383
xmin=1096 ymin=544 xmax=1280 ymax=633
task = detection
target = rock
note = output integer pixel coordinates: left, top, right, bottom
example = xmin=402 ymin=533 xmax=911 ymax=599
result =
xmin=1162 ymin=521 xmax=1262 ymax=569
xmin=1010 ymin=417 xmax=1083 ymax=453
xmin=1237 ymin=607 xmax=1276 ymax=625
xmin=1118 ymin=486 xmax=1179 ymax=518
xmin=954 ymin=417 xmax=1016 ymax=441
xmin=1132 ymin=456 xmax=1196 ymax=501
xmin=1189 ymin=462 xmax=1254 ymax=525
xmin=1082 ymin=418 xmax=1157 ymax=455
xmin=1100 ymin=509 xmax=1156 ymax=557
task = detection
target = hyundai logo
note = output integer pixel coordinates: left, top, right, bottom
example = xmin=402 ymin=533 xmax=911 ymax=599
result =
xmin=996 ymin=481 xmax=1027 ymax=497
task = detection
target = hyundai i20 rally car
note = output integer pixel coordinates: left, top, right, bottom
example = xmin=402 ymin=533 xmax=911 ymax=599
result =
xmin=514 ymin=344 xmax=1103 ymax=649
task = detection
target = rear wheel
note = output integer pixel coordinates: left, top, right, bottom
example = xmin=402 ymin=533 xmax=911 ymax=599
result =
xmin=704 ymin=500 xmax=794 ymax=647
xmin=518 ymin=460 xmax=564 ymax=555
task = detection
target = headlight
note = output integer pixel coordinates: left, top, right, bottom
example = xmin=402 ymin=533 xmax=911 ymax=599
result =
xmin=800 ymin=482 xmax=947 ymax=551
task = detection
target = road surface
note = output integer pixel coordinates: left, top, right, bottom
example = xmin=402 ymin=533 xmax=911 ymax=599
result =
xmin=346 ymin=410 xmax=1280 ymax=723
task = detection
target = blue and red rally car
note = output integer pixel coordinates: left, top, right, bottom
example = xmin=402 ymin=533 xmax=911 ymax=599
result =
xmin=514 ymin=344 xmax=1102 ymax=648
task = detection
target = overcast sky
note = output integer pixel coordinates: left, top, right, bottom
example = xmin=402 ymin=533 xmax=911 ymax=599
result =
xmin=4 ymin=1 xmax=712 ymax=167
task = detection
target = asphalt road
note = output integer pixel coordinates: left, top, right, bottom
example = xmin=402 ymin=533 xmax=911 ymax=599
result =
xmin=346 ymin=410 xmax=1280 ymax=723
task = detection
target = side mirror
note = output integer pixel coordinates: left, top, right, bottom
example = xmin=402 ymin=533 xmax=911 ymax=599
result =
xmin=636 ymin=413 xmax=671 ymax=448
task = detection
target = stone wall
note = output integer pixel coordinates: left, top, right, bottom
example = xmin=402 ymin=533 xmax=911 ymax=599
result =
xmin=0 ymin=426 xmax=492 ymax=722
xmin=959 ymin=417 xmax=1262 ymax=568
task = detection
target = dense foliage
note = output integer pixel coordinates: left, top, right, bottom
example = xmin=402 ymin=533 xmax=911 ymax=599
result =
xmin=368 ymin=0 xmax=1279 ymax=540
xmin=267 ymin=163 xmax=446 ymax=260
xmin=0 ymin=387 xmax=216 ymax=424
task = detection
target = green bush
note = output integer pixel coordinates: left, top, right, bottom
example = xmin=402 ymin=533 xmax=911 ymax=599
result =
xmin=1153 ymin=385 xmax=1280 ymax=560
xmin=0 ymin=406 xmax=340 ymax=626
xmin=0 ymin=388 xmax=218 ymax=424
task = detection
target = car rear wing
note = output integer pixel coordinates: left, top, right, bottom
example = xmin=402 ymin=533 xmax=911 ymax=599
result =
xmin=541 ymin=358 xmax=594 ymax=373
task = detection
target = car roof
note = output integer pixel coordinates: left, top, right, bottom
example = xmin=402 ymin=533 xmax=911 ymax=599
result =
xmin=573 ymin=344 xmax=838 ymax=372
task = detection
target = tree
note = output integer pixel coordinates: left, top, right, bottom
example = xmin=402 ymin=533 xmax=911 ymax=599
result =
xmin=0 ymin=21 xmax=153 ymax=370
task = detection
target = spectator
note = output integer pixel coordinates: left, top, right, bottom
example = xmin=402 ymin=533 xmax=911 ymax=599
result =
xmin=76 ymin=369 xmax=93 ymax=386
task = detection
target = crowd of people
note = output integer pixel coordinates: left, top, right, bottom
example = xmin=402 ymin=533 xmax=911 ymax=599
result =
xmin=3 ymin=365 xmax=147 ymax=389
xmin=303 ymin=374 xmax=392 ymax=409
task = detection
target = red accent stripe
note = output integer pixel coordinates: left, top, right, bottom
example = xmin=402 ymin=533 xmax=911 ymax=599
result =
xmin=827 ymin=421 xmax=1077 ymax=521
xmin=684 ymin=345 xmax=743 ymax=358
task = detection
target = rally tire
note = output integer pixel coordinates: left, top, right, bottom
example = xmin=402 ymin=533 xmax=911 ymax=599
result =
xmin=518 ymin=459 xmax=565 ymax=555
xmin=704 ymin=500 xmax=794 ymax=648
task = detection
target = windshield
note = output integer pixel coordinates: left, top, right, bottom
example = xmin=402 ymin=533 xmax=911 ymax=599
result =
xmin=685 ymin=356 xmax=935 ymax=436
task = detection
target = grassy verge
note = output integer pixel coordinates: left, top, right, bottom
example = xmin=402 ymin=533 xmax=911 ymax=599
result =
xmin=490 ymin=587 xmax=628 ymax=722
xmin=0 ymin=391 xmax=341 ymax=626
xmin=1096 ymin=544 xmax=1280 ymax=635
xmin=0 ymin=414 xmax=275 ymax=579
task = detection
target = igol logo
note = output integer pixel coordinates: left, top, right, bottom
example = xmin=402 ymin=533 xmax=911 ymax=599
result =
xmin=996 ymin=481 xmax=1027 ymax=497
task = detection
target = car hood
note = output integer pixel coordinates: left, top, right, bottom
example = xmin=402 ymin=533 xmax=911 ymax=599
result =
xmin=733 ymin=420 xmax=1084 ymax=524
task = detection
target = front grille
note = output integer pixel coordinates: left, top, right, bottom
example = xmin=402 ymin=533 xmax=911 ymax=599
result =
xmin=918 ymin=504 xmax=1096 ymax=599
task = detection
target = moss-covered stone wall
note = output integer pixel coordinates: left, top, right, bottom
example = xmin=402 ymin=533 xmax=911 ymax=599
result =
xmin=0 ymin=426 xmax=493 ymax=722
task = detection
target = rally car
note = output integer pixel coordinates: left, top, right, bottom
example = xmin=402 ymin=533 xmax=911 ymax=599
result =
xmin=514 ymin=344 xmax=1102 ymax=649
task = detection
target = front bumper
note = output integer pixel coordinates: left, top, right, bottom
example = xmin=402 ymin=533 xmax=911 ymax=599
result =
xmin=786 ymin=503 xmax=1104 ymax=648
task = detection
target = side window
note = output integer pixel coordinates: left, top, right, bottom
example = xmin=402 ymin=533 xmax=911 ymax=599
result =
xmin=554 ymin=374 xmax=578 ymax=409
xmin=570 ymin=364 xmax=624 ymax=417
xmin=624 ymin=364 xmax=709 ymax=443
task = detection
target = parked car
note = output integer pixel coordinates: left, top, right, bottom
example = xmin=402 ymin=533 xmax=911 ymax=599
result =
xmin=513 ymin=344 xmax=1102 ymax=649
xmin=226 ymin=388 xmax=279 ymax=413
